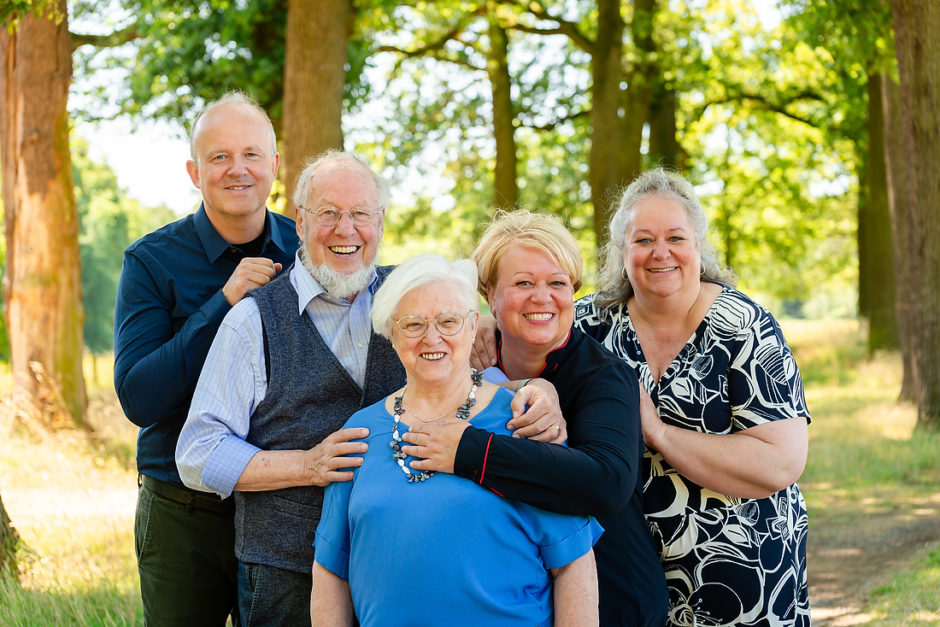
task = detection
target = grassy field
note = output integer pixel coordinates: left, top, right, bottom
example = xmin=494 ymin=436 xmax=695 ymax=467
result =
xmin=786 ymin=319 xmax=940 ymax=625
xmin=0 ymin=322 xmax=938 ymax=625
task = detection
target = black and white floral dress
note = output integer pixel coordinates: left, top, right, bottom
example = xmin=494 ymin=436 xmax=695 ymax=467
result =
xmin=574 ymin=287 xmax=811 ymax=627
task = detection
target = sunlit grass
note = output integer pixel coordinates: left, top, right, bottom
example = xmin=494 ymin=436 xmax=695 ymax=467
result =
xmin=866 ymin=547 xmax=940 ymax=625
xmin=0 ymin=355 xmax=143 ymax=626
xmin=782 ymin=318 xmax=940 ymax=622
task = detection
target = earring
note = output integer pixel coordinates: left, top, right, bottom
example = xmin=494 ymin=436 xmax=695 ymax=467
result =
xmin=621 ymin=268 xmax=628 ymax=280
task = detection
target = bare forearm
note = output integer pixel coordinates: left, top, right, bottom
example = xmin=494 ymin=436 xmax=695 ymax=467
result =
xmin=234 ymin=427 xmax=368 ymax=492
xmin=235 ymin=450 xmax=311 ymax=491
xmin=552 ymin=551 xmax=598 ymax=627
xmin=311 ymin=562 xmax=355 ymax=626
xmin=648 ymin=418 xmax=809 ymax=498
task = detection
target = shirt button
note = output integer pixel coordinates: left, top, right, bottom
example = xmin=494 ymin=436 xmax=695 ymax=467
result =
xmin=358 ymin=343 xmax=364 ymax=348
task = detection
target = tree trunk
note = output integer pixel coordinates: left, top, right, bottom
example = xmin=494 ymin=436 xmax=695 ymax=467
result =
xmin=486 ymin=6 xmax=518 ymax=210
xmin=0 ymin=492 xmax=18 ymax=577
xmin=648 ymin=83 xmax=680 ymax=170
xmin=588 ymin=0 xmax=625 ymax=254
xmin=881 ymin=73 xmax=916 ymax=401
xmin=888 ymin=0 xmax=940 ymax=429
xmin=281 ymin=0 xmax=350 ymax=208
xmin=0 ymin=0 xmax=86 ymax=427
xmin=618 ymin=0 xmax=658 ymax=185
xmin=861 ymin=72 xmax=899 ymax=353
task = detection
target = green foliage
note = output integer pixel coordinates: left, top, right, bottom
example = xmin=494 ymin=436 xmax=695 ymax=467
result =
xmin=72 ymin=136 xmax=176 ymax=355
xmin=665 ymin=0 xmax=860 ymax=306
xmin=71 ymin=0 xmax=373 ymax=133
xmin=65 ymin=0 xmax=894 ymax=316
xmin=1 ymin=0 xmax=60 ymax=28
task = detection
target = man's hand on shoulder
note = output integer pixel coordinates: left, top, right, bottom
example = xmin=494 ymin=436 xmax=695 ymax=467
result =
xmin=222 ymin=257 xmax=283 ymax=305
xmin=301 ymin=428 xmax=370 ymax=486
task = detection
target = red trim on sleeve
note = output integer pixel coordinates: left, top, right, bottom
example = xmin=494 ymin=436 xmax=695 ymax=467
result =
xmin=479 ymin=433 xmax=494 ymax=485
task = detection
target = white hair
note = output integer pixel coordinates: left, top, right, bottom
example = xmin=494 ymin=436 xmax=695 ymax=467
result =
xmin=371 ymin=254 xmax=478 ymax=340
xmin=292 ymin=150 xmax=390 ymax=213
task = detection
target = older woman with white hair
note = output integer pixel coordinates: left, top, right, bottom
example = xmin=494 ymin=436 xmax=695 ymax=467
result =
xmin=311 ymin=253 xmax=602 ymax=627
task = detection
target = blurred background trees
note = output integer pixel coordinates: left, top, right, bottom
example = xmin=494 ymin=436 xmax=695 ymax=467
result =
xmin=1 ymin=0 xmax=937 ymax=433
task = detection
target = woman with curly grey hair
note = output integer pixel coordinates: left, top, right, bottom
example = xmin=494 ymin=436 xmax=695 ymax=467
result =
xmin=574 ymin=167 xmax=811 ymax=626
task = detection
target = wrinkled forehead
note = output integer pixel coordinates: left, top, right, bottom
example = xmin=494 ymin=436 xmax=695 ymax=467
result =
xmin=306 ymin=161 xmax=379 ymax=207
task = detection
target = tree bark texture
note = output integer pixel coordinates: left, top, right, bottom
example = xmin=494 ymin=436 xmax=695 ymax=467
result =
xmin=486 ymin=6 xmax=518 ymax=210
xmin=887 ymin=0 xmax=940 ymax=428
xmin=0 ymin=0 xmax=86 ymax=427
xmin=588 ymin=0 xmax=625 ymax=253
xmin=618 ymin=0 xmax=657 ymax=187
xmin=861 ymin=73 xmax=899 ymax=353
xmin=282 ymin=0 xmax=350 ymax=208
xmin=881 ymin=73 xmax=916 ymax=401
xmin=0 ymin=492 xmax=18 ymax=577
xmin=648 ymin=84 xmax=681 ymax=170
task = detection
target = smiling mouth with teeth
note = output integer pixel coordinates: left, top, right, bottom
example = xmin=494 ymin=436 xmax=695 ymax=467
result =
xmin=421 ymin=352 xmax=445 ymax=360
xmin=330 ymin=245 xmax=359 ymax=254
xmin=524 ymin=313 xmax=553 ymax=321
xmin=648 ymin=267 xmax=678 ymax=273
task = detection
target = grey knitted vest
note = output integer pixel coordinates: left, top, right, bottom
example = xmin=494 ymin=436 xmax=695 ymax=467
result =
xmin=235 ymin=265 xmax=404 ymax=572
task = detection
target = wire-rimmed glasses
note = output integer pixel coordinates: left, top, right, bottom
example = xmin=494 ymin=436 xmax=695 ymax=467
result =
xmin=301 ymin=204 xmax=379 ymax=227
xmin=394 ymin=311 xmax=475 ymax=338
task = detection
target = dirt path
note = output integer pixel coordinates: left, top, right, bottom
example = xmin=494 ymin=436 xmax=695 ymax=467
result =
xmin=808 ymin=492 xmax=940 ymax=625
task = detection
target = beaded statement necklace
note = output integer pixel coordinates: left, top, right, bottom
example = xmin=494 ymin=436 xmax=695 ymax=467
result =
xmin=390 ymin=369 xmax=483 ymax=483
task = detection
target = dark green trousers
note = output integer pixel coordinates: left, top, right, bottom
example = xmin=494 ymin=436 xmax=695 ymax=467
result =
xmin=135 ymin=482 xmax=238 ymax=626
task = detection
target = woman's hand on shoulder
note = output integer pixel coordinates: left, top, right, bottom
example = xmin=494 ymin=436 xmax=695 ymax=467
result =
xmin=471 ymin=314 xmax=499 ymax=370
xmin=508 ymin=379 xmax=567 ymax=443
xmin=402 ymin=419 xmax=471 ymax=474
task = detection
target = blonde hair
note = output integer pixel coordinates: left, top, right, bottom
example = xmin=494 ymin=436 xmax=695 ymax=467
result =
xmin=472 ymin=210 xmax=583 ymax=297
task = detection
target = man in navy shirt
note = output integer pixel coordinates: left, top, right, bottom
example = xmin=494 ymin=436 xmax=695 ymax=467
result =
xmin=113 ymin=91 xmax=298 ymax=626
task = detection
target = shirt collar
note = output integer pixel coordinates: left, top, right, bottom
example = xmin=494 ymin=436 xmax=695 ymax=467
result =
xmin=194 ymin=204 xmax=288 ymax=264
xmin=193 ymin=204 xmax=230 ymax=263
xmin=289 ymin=252 xmax=380 ymax=315
xmin=495 ymin=327 xmax=579 ymax=378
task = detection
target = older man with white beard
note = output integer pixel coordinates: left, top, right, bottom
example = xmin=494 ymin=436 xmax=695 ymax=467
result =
xmin=176 ymin=151 xmax=406 ymax=626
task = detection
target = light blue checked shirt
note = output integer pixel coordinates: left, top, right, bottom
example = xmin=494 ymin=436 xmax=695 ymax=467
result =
xmin=176 ymin=254 xmax=377 ymax=498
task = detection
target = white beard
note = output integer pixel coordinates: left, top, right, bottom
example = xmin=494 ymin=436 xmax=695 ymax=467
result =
xmin=299 ymin=244 xmax=375 ymax=301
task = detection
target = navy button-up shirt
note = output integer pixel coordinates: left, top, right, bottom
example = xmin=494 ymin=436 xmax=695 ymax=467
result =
xmin=113 ymin=204 xmax=298 ymax=487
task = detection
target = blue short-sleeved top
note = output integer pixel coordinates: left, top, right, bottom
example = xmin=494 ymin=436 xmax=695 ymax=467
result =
xmin=315 ymin=387 xmax=602 ymax=627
